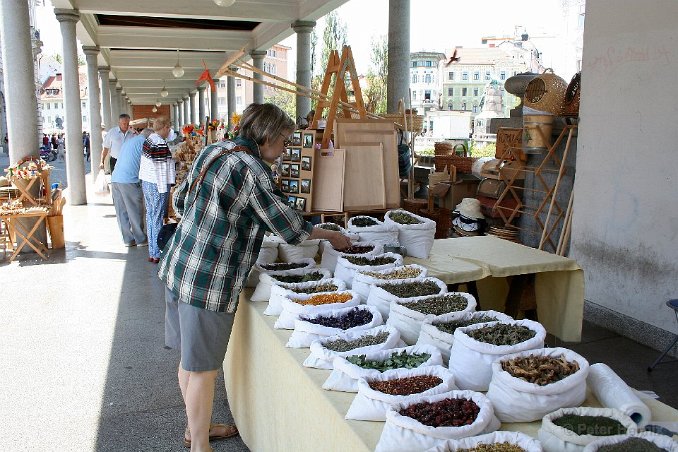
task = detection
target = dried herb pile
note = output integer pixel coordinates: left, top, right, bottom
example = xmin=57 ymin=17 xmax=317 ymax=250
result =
xmin=291 ymin=283 xmax=338 ymax=294
xmin=318 ymin=223 xmax=341 ymax=231
xmin=389 ymin=211 xmax=423 ymax=225
xmin=434 ymin=314 xmax=499 ymax=335
xmin=360 ymin=266 xmax=423 ymax=280
xmin=597 ymin=438 xmax=667 ymax=452
xmin=291 ymin=292 xmax=353 ymax=306
xmin=400 ymin=294 xmax=468 ymax=316
xmin=466 ymin=323 xmax=536 ymax=346
xmin=461 ymin=443 xmax=527 ymax=452
xmin=379 ymin=280 xmax=441 ymax=298
xmin=351 ymin=217 xmax=379 ymax=227
xmin=274 ymin=272 xmax=325 ymax=284
xmin=552 ymin=414 xmax=627 ymax=436
xmin=261 ymin=262 xmax=308 ymax=271
xmin=400 ymin=397 xmax=480 ymax=427
xmin=323 ymin=331 xmax=390 ymax=352
xmin=502 ymin=354 xmax=580 ymax=385
xmin=300 ymin=307 xmax=373 ymax=329
xmin=345 ymin=255 xmax=397 ymax=266
xmin=346 ymin=350 xmax=431 ymax=372
xmin=368 ymin=375 xmax=442 ymax=396
xmin=336 ymin=244 xmax=375 ymax=254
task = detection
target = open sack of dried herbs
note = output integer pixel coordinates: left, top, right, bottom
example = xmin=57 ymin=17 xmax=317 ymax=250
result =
xmin=485 ymin=347 xmax=590 ymax=423
xmin=316 ymin=222 xmax=359 ymax=254
xmin=274 ymin=290 xmax=361 ymax=330
xmin=303 ymin=325 xmax=403 ymax=370
xmin=449 ymin=319 xmax=547 ymax=392
xmin=323 ymin=344 xmax=443 ymax=393
xmin=250 ymin=260 xmax=327 ymax=302
xmin=375 ymin=390 xmax=501 ymax=452
xmin=320 ymin=240 xmax=383 ymax=271
xmin=384 ymin=209 xmax=437 ymax=259
xmin=428 ymin=431 xmax=543 ymax=452
xmin=244 ymin=235 xmax=282 ymax=287
xmin=417 ymin=310 xmax=513 ymax=363
xmin=387 ymin=292 xmax=478 ymax=346
xmin=538 ymin=407 xmax=637 ymax=452
xmin=264 ymin=278 xmax=347 ymax=316
xmin=276 ymin=237 xmax=321 ymax=262
xmin=367 ymin=277 xmax=448 ymax=320
xmin=334 ymin=252 xmax=403 ymax=288
xmin=353 ymin=264 xmax=428 ymax=300
xmin=347 ymin=215 xmax=400 ymax=246
xmin=346 ymin=365 xmax=456 ymax=422
xmin=286 ymin=305 xmax=383 ymax=348
xmin=583 ymin=431 xmax=678 ymax=452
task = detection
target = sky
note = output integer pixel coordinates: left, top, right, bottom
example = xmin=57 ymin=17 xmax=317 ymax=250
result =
xmin=36 ymin=0 xmax=578 ymax=79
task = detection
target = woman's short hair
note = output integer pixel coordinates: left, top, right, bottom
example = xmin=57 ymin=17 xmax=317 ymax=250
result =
xmin=153 ymin=116 xmax=170 ymax=132
xmin=238 ymin=103 xmax=295 ymax=146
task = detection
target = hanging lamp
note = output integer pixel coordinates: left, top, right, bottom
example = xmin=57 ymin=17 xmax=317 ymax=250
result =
xmin=160 ymin=79 xmax=169 ymax=97
xmin=172 ymin=50 xmax=184 ymax=78
xmin=152 ymin=106 xmax=158 ymax=113
xmin=155 ymin=100 xmax=162 ymax=107
xmin=213 ymin=0 xmax=236 ymax=6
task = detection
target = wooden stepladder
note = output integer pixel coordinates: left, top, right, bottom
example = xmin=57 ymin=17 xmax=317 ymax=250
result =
xmin=312 ymin=46 xmax=368 ymax=148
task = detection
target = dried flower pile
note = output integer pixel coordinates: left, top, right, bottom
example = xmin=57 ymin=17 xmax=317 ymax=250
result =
xmin=389 ymin=211 xmax=423 ymax=225
xmin=291 ymin=283 xmax=339 ymax=294
xmin=434 ymin=314 xmax=500 ymax=335
xmin=552 ymin=414 xmax=627 ymax=436
xmin=351 ymin=217 xmax=379 ymax=227
xmin=360 ymin=266 xmax=423 ymax=280
xmin=274 ymin=272 xmax=325 ymax=284
xmin=261 ymin=262 xmax=309 ymax=271
xmin=400 ymin=294 xmax=468 ymax=316
xmin=501 ymin=354 xmax=580 ymax=385
xmin=300 ymin=307 xmax=373 ymax=329
xmin=368 ymin=375 xmax=443 ymax=396
xmin=378 ymin=280 xmax=441 ymax=298
xmin=400 ymin=397 xmax=480 ymax=427
xmin=347 ymin=350 xmax=431 ymax=372
xmin=461 ymin=443 xmax=527 ymax=452
xmin=345 ymin=255 xmax=397 ymax=266
xmin=291 ymin=292 xmax=353 ymax=306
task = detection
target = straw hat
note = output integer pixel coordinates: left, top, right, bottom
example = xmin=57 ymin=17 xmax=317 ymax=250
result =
xmin=454 ymin=198 xmax=484 ymax=220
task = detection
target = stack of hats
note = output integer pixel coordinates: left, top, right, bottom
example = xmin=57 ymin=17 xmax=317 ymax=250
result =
xmin=452 ymin=198 xmax=485 ymax=237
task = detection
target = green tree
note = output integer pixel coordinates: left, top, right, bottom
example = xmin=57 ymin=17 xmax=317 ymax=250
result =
xmin=364 ymin=35 xmax=388 ymax=114
xmin=265 ymin=88 xmax=295 ymax=119
xmin=319 ymin=11 xmax=348 ymax=76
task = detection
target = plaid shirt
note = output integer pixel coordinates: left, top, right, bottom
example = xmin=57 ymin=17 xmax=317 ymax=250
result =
xmin=158 ymin=140 xmax=313 ymax=313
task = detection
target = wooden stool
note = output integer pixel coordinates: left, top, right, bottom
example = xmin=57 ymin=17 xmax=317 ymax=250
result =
xmin=2 ymin=210 xmax=49 ymax=261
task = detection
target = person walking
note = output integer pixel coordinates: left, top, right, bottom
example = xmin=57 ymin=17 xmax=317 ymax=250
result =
xmin=139 ymin=117 xmax=175 ymax=263
xmin=110 ymin=128 xmax=153 ymax=247
xmin=158 ymin=103 xmax=351 ymax=451
xmin=82 ymin=131 xmax=90 ymax=161
xmin=100 ymin=113 xmax=136 ymax=173
xmin=57 ymin=134 xmax=65 ymax=160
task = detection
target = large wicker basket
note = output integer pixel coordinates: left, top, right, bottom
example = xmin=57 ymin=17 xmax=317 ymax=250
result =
xmin=561 ymin=72 xmax=581 ymax=117
xmin=434 ymin=144 xmax=476 ymax=173
xmin=524 ymin=68 xmax=567 ymax=115
xmin=383 ymin=113 xmax=424 ymax=133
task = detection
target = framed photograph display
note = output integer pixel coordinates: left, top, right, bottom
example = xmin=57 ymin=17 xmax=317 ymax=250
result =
xmin=283 ymin=129 xmax=316 ymax=212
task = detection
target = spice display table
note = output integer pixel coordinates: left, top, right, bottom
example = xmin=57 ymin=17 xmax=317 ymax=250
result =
xmin=224 ymin=294 xmax=678 ymax=452
xmin=404 ymin=236 xmax=584 ymax=342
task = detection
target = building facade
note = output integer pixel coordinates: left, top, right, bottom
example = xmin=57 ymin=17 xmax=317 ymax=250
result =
xmin=39 ymin=68 xmax=90 ymax=135
xmin=409 ymin=51 xmax=446 ymax=113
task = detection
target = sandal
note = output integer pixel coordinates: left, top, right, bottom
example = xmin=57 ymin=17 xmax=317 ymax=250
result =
xmin=183 ymin=423 xmax=239 ymax=448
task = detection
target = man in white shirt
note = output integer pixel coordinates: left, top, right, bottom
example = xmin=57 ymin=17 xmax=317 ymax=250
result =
xmin=100 ymin=113 xmax=136 ymax=173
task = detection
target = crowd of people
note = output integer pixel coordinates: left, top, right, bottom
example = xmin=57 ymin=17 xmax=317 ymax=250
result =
xmin=40 ymin=131 xmax=91 ymax=161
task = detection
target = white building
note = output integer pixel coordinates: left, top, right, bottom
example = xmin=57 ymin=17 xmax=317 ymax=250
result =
xmin=409 ymin=51 xmax=446 ymax=113
xmin=39 ymin=68 xmax=90 ymax=135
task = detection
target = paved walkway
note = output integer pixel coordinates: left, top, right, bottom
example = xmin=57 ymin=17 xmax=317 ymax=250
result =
xmin=0 ymin=178 xmax=247 ymax=451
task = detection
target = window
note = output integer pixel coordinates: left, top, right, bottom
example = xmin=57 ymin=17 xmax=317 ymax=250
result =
xmin=270 ymin=63 xmax=276 ymax=75
xmin=424 ymin=74 xmax=431 ymax=84
xmin=462 ymin=87 xmax=467 ymax=96
xmin=236 ymin=79 xmax=242 ymax=87
xmin=472 ymin=105 xmax=478 ymax=113
xmin=462 ymin=102 xmax=467 ymax=110
xmin=485 ymin=71 xmax=491 ymax=80
xmin=448 ymin=88 xmax=453 ymax=96
xmin=448 ymin=71 xmax=454 ymax=81
xmin=473 ymin=72 xmax=480 ymax=80
xmin=219 ymin=81 xmax=226 ymax=88
xmin=267 ymin=49 xmax=277 ymax=58
xmin=46 ymin=103 xmax=50 ymax=110
xmin=424 ymin=90 xmax=431 ymax=101
xmin=425 ymin=60 xmax=432 ymax=67
xmin=462 ymin=72 xmax=468 ymax=80
xmin=81 ymin=101 xmax=86 ymax=108
xmin=473 ymin=88 xmax=479 ymax=96
xmin=411 ymin=61 xmax=417 ymax=68
xmin=82 ymin=115 xmax=87 ymax=122
xmin=412 ymin=91 xmax=417 ymax=100
xmin=236 ymin=96 xmax=242 ymax=105
xmin=411 ymin=74 xmax=417 ymax=83
xmin=448 ymin=103 xmax=453 ymax=110
xmin=500 ymin=71 xmax=506 ymax=80
xmin=218 ymin=97 xmax=226 ymax=106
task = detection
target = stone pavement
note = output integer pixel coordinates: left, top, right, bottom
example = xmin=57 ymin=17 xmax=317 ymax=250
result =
xmin=0 ymin=176 xmax=248 ymax=452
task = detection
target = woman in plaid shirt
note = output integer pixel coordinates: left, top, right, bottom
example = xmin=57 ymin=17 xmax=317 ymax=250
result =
xmin=159 ymin=103 xmax=351 ymax=450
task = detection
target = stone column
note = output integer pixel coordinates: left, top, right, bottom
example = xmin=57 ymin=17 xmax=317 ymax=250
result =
xmin=198 ymin=85 xmax=206 ymax=124
xmin=183 ymin=95 xmax=190 ymax=125
xmin=177 ymin=100 xmax=183 ymax=126
xmin=0 ymin=0 xmax=40 ymax=163
xmin=98 ymin=66 xmax=112 ymax=129
xmin=210 ymin=86 xmax=219 ymax=121
xmin=115 ymin=88 xmax=123 ymax=119
xmin=387 ymin=0 xmax=410 ymax=113
xmin=109 ymin=79 xmax=119 ymax=121
xmin=292 ymin=21 xmax=315 ymax=123
xmin=190 ymin=90 xmax=197 ymax=125
xmin=55 ymin=9 xmax=86 ymax=205
xmin=250 ymin=50 xmax=267 ymax=105
xmin=171 ymin=103 xmax=177 ymax=129
xmin=227 ymin=67 xmax=237 ymax=128
xmin=83 ymin=46 xmax=104 ymax=175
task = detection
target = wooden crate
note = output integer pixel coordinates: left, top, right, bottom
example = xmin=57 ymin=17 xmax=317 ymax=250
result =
xmin=496 ymin=127 xmax=526 ymax=161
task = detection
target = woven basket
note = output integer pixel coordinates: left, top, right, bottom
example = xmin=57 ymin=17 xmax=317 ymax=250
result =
xmin=434 ymin=144 xmax=476 ymax=173
xmin=384 ymin=113 xmax=424 ymax=133
xmin=561 ymin=72 xmax=581 ymax=117
xmin=434 ymin=141 xmax=455 ymax=156
xmin=524 ymin=68 xmax=567 ymax=115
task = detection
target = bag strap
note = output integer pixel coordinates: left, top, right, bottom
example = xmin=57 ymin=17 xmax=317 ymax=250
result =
xmin=188 ymin=144 xmax=251 ymax=195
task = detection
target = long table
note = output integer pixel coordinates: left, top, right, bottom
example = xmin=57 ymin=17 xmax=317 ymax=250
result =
xmin=404 ymin=236 xmax=584 ymax=342
xmin=224 ymin=295 xmax=678 ymax=452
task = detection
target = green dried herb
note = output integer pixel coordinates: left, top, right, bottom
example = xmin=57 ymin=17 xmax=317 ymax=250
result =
xmin=378 ymin=280 xmax=441 ymax=298
xmin=291 ymin=283 xmax=338 ymax=294
xmin=389 ymin=211 xmax=423 ymax=225
xmin=435 ymin=314 xmax=499 ymax=335
xmin=597 ymin=437 xmax=667 ymax=452
xmin=346 ymin=350 xmax=431 ymax=372
xmin=273 ymin=272 xmax=325 ymax=284
xmin=345 ymin=255 xmax=397 ymax=266
xmin=317 ymin=223 xmax=341 ymax=231
xmin=461 ymin=443 xmax=527 ymax=452
xmin=351 ymin=217 xmax=379 ymax=227
xmin=261 ymin=262 xmax=308 ymax=271
xmin=323 ymin=331 xmax=390 ymax=352
xmin=466 ymin=323 xmax=536 ymax=346
xmin=400 ymin=294 xmax=468 ymax=316
xmin=552 ymin=414 xmax=627 ymax=436
xmin=360 ymin=266 xmax=423 ymax=280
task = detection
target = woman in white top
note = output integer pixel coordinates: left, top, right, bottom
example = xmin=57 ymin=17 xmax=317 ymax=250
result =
xmin=139 ymin=116 xmax=176 ymax=262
